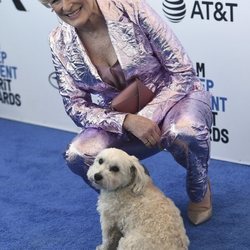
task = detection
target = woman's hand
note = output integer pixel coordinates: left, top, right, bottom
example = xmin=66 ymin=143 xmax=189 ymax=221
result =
xmin=123 ymin=114 xmax=161 ymax=147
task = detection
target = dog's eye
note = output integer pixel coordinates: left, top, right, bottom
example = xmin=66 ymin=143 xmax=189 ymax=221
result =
xmin=98 ymin=158 xmax=104 ymax=165
xmin=109 ymin=166 xmax=119 ymax=172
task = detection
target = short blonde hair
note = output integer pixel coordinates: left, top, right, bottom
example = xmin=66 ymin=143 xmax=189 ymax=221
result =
xmin=38 ymin=0 xmax=51 ymax=8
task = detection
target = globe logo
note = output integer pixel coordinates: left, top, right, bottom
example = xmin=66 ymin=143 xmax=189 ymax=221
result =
xmin=48 ymin=72 xmax=59 ymax=89
xmin=162 ymin=0 xmax=186 ymax=23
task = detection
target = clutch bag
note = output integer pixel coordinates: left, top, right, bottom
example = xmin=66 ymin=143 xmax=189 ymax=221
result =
xmin=111 ymin=78 xmax=154 ymax=114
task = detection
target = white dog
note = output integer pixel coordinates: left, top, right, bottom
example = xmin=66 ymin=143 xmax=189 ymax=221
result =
xmin=87 ymin=148 xmax=189 ymax=250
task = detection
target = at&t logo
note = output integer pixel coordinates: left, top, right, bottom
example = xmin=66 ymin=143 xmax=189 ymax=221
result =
xmin=162 ymin=0 xmax=186 ymax=23
xmin=162 ymin=0 xmax=238 ymax=23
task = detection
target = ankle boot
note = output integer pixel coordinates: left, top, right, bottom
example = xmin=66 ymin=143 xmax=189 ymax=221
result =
xmin=188 ymin=181 xmax=212 ymax=225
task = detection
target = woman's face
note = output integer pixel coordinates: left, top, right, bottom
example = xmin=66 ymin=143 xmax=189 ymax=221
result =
xmin=50 ymin=0 xmax=99 ymax=29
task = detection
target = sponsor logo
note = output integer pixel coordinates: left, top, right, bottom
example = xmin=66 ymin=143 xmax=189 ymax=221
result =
xmin=162 ymin=0 xmax=186 ymax=23
xmin=0 ymin=49 xmax=21 ymax=107
xmin=0 ymin=0 xmax=26 ymax=11
xmin=48 ymin=72 xmax=59 ymax=89
xmin=162 ymin=0 xmax=238 ymax=23
xmin=196 ymin=62 xmax=229 ymax=144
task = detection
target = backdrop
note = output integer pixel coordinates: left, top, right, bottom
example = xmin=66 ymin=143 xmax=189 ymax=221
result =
xmin=0 ymin=0 xmax=249 ymax=164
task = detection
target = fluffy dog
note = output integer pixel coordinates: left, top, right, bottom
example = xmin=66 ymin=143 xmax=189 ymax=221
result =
xmin=87 ymin=148 xmax=189 ymax=250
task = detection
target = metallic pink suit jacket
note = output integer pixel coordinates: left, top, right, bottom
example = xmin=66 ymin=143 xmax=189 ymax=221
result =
xmin=49 ymin=0 xmax=209 ymax=134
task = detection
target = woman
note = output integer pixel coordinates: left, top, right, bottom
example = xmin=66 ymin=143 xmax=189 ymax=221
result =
xmin=39 ymin=0 xmax=213 ymax=225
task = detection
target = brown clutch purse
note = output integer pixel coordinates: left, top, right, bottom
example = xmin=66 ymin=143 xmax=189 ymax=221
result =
xmin=111 ymin=78 xmax=154 ymax=114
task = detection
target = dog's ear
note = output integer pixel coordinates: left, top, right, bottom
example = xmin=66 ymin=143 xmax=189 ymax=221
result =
xmin=130 ymin=156 xmax=148 ymax=195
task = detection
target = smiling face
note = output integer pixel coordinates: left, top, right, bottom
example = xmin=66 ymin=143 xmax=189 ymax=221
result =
xmin=50 ymin=0 xmax=100 ymax=30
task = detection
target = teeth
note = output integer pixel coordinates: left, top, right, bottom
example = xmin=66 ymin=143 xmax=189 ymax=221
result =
xmin=67 ymin=8 xmax=80 ymax=17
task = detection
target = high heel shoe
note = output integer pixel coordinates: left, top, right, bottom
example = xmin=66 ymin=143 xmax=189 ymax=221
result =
xmin=187 ymin=180 xmax=212 ymax=225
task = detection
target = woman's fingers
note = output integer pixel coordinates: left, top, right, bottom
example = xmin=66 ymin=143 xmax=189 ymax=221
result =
xmin=143 ymin=126 xmax=161 ymax=147
xmin=145 ymin=134 xmax=160 ymax=147
xmin=123 ymin=114 xmax=162 ymax=147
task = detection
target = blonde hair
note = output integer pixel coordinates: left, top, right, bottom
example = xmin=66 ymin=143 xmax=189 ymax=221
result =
xmin=38 ymin=0 xmax=51 ymax=8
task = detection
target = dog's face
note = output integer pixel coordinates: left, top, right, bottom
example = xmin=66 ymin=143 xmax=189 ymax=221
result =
xmin=87 ymin=148 xmax=148 ymax=193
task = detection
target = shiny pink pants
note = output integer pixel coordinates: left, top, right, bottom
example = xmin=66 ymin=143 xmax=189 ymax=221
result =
xmin=64 ymin=92 xmax=212 ymax=202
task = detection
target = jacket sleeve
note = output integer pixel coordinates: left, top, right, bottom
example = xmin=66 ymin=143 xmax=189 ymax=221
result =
xmin=132 ymin=0 xmax=204 ymax=119
xmin=50 ymin=46 xmax=127 ymax=134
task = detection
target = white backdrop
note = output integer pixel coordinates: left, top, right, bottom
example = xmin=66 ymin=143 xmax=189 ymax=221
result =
xmin=0 ymin=0 xmax=249 ymax=164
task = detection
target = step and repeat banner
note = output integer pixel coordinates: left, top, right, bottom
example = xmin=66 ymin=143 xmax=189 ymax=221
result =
xmin=0 ymin=0 xmax=249 ymax=164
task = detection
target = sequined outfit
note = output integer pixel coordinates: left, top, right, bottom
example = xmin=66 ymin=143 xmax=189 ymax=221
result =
xmin=49 ymin=0 xmax=212 ymax=202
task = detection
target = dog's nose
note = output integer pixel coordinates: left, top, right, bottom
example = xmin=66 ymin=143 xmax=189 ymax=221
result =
xmin=94 ymin=173 xmax=103 ymax=181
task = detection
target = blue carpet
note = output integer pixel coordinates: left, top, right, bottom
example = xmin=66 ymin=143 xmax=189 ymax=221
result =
xmin=0 ymin=118 xmax=250 ymax=250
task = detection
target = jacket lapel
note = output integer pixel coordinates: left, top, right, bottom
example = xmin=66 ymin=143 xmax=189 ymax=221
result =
xmin=64 ymin=0 xmax=141 ymax=86
xmin=64 ymin=25 xmax=102 ymax=87
xmin=107 ymin=20 xmax=140 ymax=81
xmin=97 ymin=0 xmax=141 ymax=81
